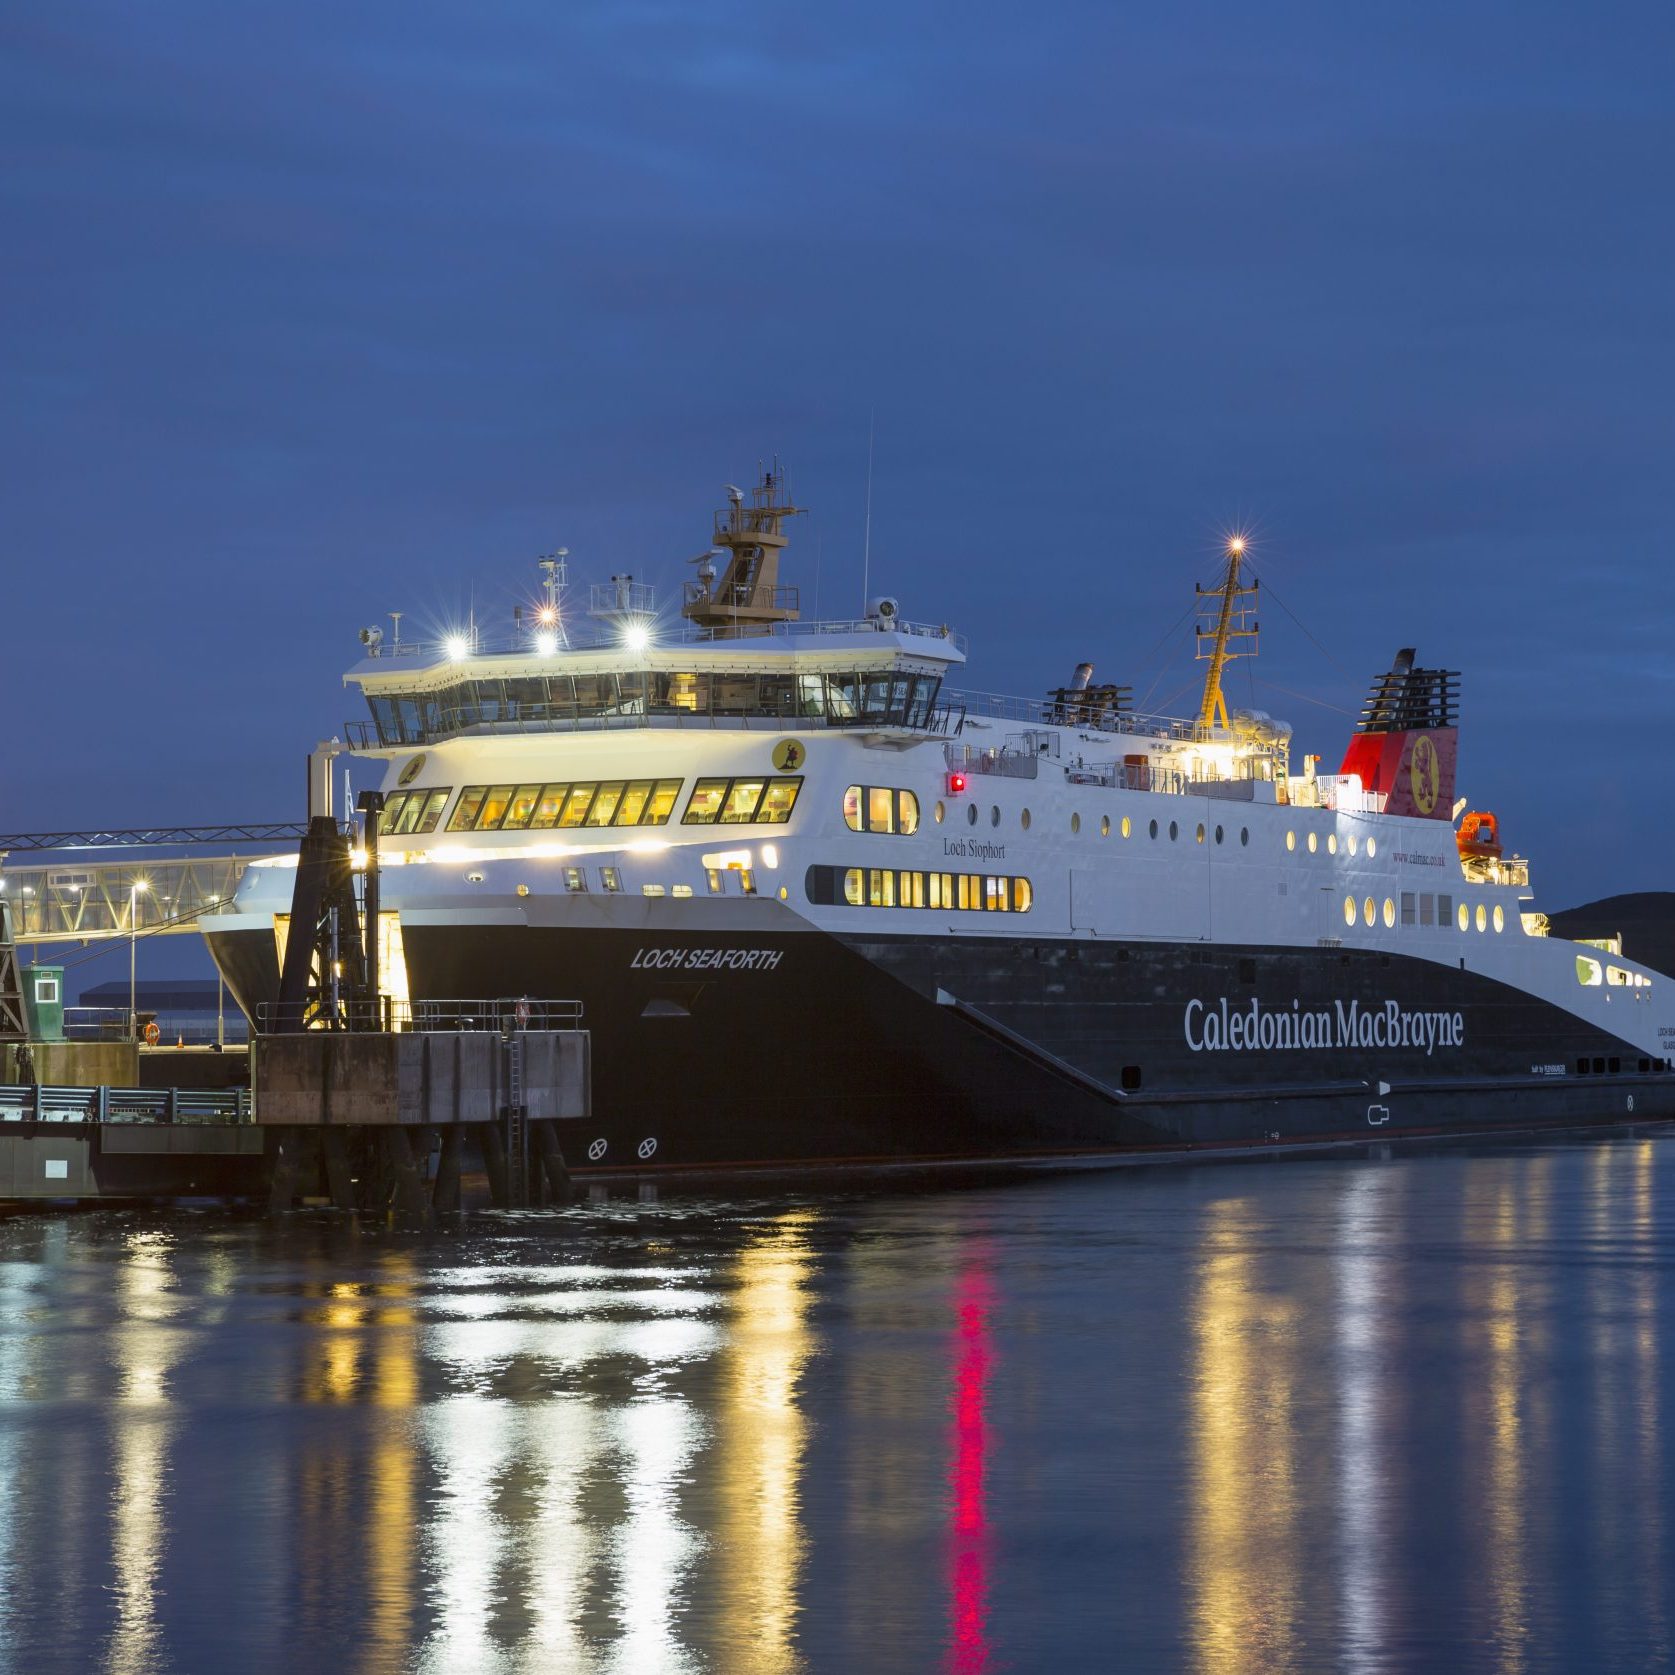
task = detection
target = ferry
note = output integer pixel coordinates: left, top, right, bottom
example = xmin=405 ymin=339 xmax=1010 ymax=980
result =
xmin=205 ymin=470 xmax=1675 ymax=1175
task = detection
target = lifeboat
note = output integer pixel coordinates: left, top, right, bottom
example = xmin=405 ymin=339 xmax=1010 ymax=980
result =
xmin=1457 ymin=810 xmax=1502 ymax=862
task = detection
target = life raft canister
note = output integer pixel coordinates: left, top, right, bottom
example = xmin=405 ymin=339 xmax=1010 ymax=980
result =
xmin=1456 ymin=810 xmax=1502 ymax=861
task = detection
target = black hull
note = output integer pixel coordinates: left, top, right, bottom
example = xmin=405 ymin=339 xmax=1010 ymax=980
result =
xmin=210 ymin=921 xmax=1675 ymax=1178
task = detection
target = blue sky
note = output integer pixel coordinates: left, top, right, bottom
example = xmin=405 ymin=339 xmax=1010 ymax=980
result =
xmin=4 ymin=0 xmax=1673 ymax=925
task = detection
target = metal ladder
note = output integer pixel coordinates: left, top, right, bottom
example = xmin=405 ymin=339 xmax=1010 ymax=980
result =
xmin=503 ymin=1028 xmax=529 ymax=1207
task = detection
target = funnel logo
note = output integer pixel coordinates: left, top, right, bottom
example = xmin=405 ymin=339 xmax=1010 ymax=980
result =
xmin=1409 ymin=734 xmax=1440 ymax=815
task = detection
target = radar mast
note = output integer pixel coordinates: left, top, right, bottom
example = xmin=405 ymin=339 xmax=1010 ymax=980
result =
xmin=1195 ymin=537 xmax=1260 ymax=731
xmin=681 ymin=465 xmax=804 ymax=638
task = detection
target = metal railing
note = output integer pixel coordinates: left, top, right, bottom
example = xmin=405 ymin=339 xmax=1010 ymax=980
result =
xmin=0 ymin=1085 xmax=252 ymax=1123
xmin=253 ymin=996 xmax=584 ymax=1034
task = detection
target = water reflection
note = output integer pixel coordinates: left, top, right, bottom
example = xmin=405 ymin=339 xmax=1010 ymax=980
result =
xmin=1189 ymin=1196 xmax=1301 ymax=1675
xmin=947 ymin=1252 xmax=994 ymax=1675
xmin=715 ymin=1211 xmax=816 ymax=1674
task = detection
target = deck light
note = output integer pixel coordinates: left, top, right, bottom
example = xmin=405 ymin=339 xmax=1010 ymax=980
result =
xmin=623 ymin=623 xmax=651 ymax=652
xmin=947 ymin=772 xmax=968 ymax=795
xmin=535 ymin=631 xmax=558 ymax=656
xmin=536 ymin=605 xmax=558 ymax=627
xmin=444 ymin=634 xmax=470 ymax=662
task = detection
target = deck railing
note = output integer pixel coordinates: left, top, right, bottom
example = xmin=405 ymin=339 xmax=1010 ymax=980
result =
xmin=0 ymin=1085 xmax=252 ymax=1123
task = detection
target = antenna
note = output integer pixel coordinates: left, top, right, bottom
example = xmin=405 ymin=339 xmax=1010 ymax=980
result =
xmin=861 ymin=411 xmax=875 ymax=615
xmin=388 ymin=610 xmax=403 ymax=648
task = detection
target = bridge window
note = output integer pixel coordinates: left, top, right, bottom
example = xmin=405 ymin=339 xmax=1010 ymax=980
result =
xmin=379 ymin=788 xmax=451 ymax=837
xmin=447 ymin=779 xmax=684 ymax=833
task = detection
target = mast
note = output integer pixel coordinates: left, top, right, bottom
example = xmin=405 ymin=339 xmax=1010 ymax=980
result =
xmin=1195 ymin=537 xmax=1259 ymax=731
xmin=681 ymin=465 xmax=804 ymax=637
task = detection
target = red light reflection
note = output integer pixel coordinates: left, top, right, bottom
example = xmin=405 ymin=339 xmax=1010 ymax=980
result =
xmin=948 ymin=1258 xmax=995 ymax=1674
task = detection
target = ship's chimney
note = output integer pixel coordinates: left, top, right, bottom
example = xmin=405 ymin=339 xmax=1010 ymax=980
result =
xmin=1070 ymin=662 xmax=1094 ymax=691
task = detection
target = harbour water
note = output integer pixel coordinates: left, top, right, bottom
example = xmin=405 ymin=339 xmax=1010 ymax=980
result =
xmin=0 ymin=1134 xmax=1670 ymax=1673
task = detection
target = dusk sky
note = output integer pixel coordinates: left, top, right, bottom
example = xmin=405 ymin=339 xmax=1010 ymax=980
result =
xmin=5 ymin=0 xmax=1673 ymax=930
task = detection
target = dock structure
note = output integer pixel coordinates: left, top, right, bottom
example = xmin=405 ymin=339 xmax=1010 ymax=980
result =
xmin=254 ymin=1001 xmax=590 ymax=1216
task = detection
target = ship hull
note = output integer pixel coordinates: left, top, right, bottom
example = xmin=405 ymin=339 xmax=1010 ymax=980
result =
xmin=209 ymin=920 xmax=1675 ymax=1179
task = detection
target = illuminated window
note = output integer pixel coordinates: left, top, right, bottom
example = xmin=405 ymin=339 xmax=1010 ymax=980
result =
xmin=600 ymin=867 xmax=622 ymax=892
xmin=1286 ymin=830 xmax=1296 ymax=851
xmin=897 ymin=791 xmax=919 ymax=834
xmin=1382 ymin=897 xmax=1395 ymax=928
xmin=900 ymin=870 xmax=924 ymax=907
xmin=1348 ymin=835 xmax=1358 ymax=856
xmin=1100 ymin=816 xmax=1110 ymax=837
xmin=1070 ymin=811 xmax=1080 ymax=834
xmin=1344 ymin=895 xmax=1356 ymax=927
xmin=1015 ymin=879 xmax=1033 ymax=912
xmin=1493 ymin=904 xmax=1505 ymax=933
xmin=868 ymin=868 xmax=895 ymax=908
xmin=1475 ymin=903 xmax=1487 ymax=932
xmin=1307 ymin=832 xmax=1318 ymax=854
xmin=447 ymin=787 xmax=489 ymax=832
xmin=738 ymin=870 xmax=757 ymax=896
xmin=934 ymin=801 xmax=946 ymax=824
xmin=672 ymin=883 xmax=694 ymax=898
xmin=1576 ymin=954 xmax=1603 ymax=986
xmin=843 ymin=868 xmax=864 ymax=905
xmin=844 ymin=786 xmax=864 ymax=831
xmin=1196 ymin=823 xmax=1205 ymax=844
xmin=564 ymin=867 xmax=587 ymax=893
xmin=473 ymin=784 xmax=515 ymax=829
xmin=644 ymin=780 xmax=682 ymax=825
xmin=505 ymin=784 xmax=544 ymax=830
xmin=585 ymin=782 xmax=628 ymax=826
xmin=707 ymin=867 xmax=724 ymax=894
xmin=758 ymin=778 xmax=803 ymax=823
xmin=557 ymin=784 xmax=596 ymax=828
xmin=1121 ymin=816 xmax=1132 ymax=838
xmin=1364 ymin=896 xmax=1376 ymax=927
xmin=683 ymin=779 xmax=730 ymax=824
xmin=530 ymin=784 xmax=569 ymax=829
xmin=1327 ymin=834 xmax=1338 ymax=855
xmin=1021 ymin=808 xmax=1033 ymax=831
xmin=721 ymin=780 xmax=767 ymax=824
xmin=868 ymin=786 xmax=895 ymax=832
xmin=378 ymin=793 xmax=408 ymax=834
xmin=1367 ymin=838 xmax=1378 ymax=858
xmin=641 ymin=883 xmax=667 ymax=897
xmin=1457 ymin=902 xmax=1469 ymax=932
xmin=614 ymin=781 xmax=656 ymax=826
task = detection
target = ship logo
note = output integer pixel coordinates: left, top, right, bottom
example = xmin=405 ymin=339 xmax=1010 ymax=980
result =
xmin=397 ymin=753 xmax=427 ymax=786
xmin=772 ymin=739 xmax=805 ymax=771
xmin=1409 ymin=733 xmax=1440 ymax=814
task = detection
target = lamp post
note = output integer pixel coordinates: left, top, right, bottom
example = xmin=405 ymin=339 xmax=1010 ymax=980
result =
xmin=129 ymin=879 xmax=149 ymax=1040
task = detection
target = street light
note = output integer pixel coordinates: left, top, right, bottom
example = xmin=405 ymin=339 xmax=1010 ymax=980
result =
xmin=129 ymin=879 xmax=150 ymax=1040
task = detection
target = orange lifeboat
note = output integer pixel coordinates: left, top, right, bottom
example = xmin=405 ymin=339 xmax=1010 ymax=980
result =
xmin=1457 ymin=810 xmax=1502 ymax=862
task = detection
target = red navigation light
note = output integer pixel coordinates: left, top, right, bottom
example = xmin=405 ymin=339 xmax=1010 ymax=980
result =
xmin=947 ymin=772 xmax=968 ymax=794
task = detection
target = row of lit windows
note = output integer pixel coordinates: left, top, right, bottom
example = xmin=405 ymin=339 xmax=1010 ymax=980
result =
xmin=1342 ymin=891 xmax=1504 ymax=933
xmin=844 ymin=786 xmax=921 ymax=835
xmin=932 ymin=802 xmax=1257 ymax=847
xmin=527 ymin=863 xmax=762 ymax=899
xmin=378 ymin=788 xmax=452 ymax=836
xmin=682 ymin=777 xmax=804 ymax=825
xmin=1292 ymin=830 xmax=1378 ymax=858
xmin=804 ymin=865 xmax=1031 ymax=912
xmin=447 ymin=779 xmax=685 ymax=833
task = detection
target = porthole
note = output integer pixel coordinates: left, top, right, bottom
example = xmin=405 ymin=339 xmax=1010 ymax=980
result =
xmin=990 ymin=805 xmax=1000 ymax=828
xmin=1240 ymin=827 xmax=1249 ymax=846
xmin=1149 ymin=819 xmax=1159 ymax=840
xmin=1122 ymin=816 xmax=1133 ymax=839
xmin=1348 ymin=835 xmax=1359 ymax=856
xmin=1364 ymin=896 xmax=1376 ymax=927
xmin=1286 ymin=831 xmax=1297 ymax=852
xmin=1367 ymin=838 xmax=1378 ymax=858
xmin=1327 ymin=834 xmax=1338 ymax=855
xmin=1195 ymin=823 xmax=1205 ymax=844
xmin=1383 ymin=897 xmax=1395 ymax=929
xmin=778 ymin=885 xmax=789 ymax=901
xmin=1493 ymin=904 xmax=1505 ymax=933
xmin=934 ymin=801 xmax=946 ymax=825
xmin=1021 ymin=808 xmax=1032 ymax=831
xmin=1476 ymin=903 xmax=1487 ymax=933
xmin=1069 ymin=812 xmax=1080 ymax=834
xmin=1307 ymin=832 xmax=1318 ymax=854
xmin=1169 ymin=821 xmax=1179 ymax=841
xmin=1215 ymin=825 xmax=1224 ymax=845
xmin=1100 ymin=815 xmax=1111 ymax=837
xmin=1457 ymin=903 xmax=1469 ymax=932
xmin=516 ymin=884 xmax=530 ymax=897
xmin=1343 ymin=895 xmax=1356 ymax=927
xmin=967 ymin=803 xmax=978 ymax=827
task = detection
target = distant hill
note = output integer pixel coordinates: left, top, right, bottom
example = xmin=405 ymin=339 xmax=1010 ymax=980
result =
xmin=1547 ymin=892 xmax=1675 ymax=978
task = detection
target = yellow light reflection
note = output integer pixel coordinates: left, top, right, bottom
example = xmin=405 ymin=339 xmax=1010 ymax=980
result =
xmin=1189 ymin=1198 xmax=1300 ymax=1675
xmin=714 ymin=1211 xmax=816 ymax=1674
xmin=107 ymin=1233 xmax=188 ymax=1675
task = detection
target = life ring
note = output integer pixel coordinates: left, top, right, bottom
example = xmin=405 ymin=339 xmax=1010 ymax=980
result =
xmin=512 ymin=999 xmax=531 ymax=1029
xmin=142 ymin=1022 xmax=161 ymax=1046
